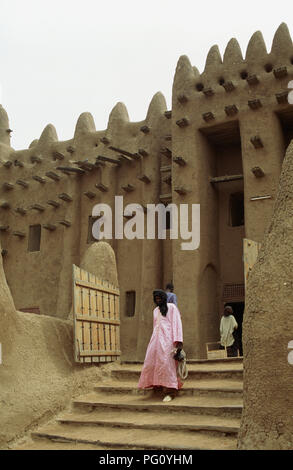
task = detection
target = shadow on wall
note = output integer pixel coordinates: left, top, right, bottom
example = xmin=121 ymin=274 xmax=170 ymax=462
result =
xmin=0 ymin=240 xmax=119 ymax=449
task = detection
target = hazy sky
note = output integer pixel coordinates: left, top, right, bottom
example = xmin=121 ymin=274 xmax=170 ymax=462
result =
xmin=0 ymin=0 xmax=292 ymax=149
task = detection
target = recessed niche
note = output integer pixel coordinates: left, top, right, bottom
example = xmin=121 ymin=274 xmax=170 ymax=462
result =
xmin=264 ymin=63 xmax=273 ymax=73
xmin=196 ymin=83 xmax=204 ymax=91
xmin=240 ymin=71 xmax=248 ymax=80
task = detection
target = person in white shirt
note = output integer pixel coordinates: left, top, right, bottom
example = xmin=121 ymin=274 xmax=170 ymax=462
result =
xmin=220 ymin=306 xmax=238 ymax=357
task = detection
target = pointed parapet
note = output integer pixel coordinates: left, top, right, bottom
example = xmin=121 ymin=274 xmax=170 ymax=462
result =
xmin=0 ymin=105 xmax=11 ymax=146
xmin=29 ymin=139 xmax=39 ymax=148
xmin=202 ymin=45 xmax=223 ymax=82
xmin=245 ymin=31 xmax=268 ymax=66
xmin=173 ymin=55 xmax=196 ymax=103
xmin=107 ymin=102 xmax=129 ymax=131
xmin=38 ymin=124 xmax=58 ymax=147
xmin=223 ymin=38 xmax=243 ymax=67
xmin=271 ymin=23 xmax=292 ymax=60
xmin=74 ymin=112 xmax=96 ymax=139
xmin=145 ymin=91 xmax=167 ymax=123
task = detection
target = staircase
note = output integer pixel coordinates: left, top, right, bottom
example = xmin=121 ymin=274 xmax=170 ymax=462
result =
xmin=15 ymin=358 xmax=243 ymax=450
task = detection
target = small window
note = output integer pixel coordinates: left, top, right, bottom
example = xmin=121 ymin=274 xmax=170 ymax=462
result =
xmin=28 ymin=224 xmax=41 ymax=252
xmin=125 ymin=291 xmax=136 ymax=317
xmin=229 ymin=193 xmax=244 ymax=227
xmin=87 ymin=215 xmax=100 ymax=243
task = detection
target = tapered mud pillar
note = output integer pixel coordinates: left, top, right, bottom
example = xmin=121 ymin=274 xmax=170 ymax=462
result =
xmin=238 ymin=141 xmax=293 ymax=449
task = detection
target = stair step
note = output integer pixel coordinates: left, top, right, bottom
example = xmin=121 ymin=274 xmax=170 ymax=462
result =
xmin=111 ymin=367 xmax=243 ymax=381
xmin=73 ymin=392 xmax=242 ymax=418
xmin=31 ymin=423 xmax=237 ymax=450
xmin=57 ymin=410 xmax=240 ymax=435
xmin=94 ymin=379 xmax=243 ymax=398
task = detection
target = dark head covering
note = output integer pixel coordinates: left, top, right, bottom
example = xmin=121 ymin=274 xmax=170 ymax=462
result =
xmin=153 ymin=289 xmax=168 ymax=316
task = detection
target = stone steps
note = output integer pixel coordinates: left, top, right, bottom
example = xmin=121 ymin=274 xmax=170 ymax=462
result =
xmin=72 ymin=391 xmax=243 ymax=418
xmin=94 ymin=379 xmax=243 ymax=398
xmin=57 ymin=409 xmax=240 ymax=435
xmin=30 ymin=422 xmax=237 ymax=450
xmin=13 ymin=357 xmax=243 ymax=450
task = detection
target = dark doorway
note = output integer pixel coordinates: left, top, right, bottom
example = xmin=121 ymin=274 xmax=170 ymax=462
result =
xmin=224 ymin=301 xmax=244 ymax=356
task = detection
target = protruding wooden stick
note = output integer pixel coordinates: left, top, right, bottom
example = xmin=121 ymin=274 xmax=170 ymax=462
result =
xmin=47 ymin=200 xmax=60 ymax=208
xmin=203 ymin=88 xmax=214 ymax=97
xmin=3 ymin=161 xmax=12 ymax=168
xmin=225 ymin=105 xmax=238 ymax=116
xmin=31 ymin=155 xmax=43 ymax=163
xmin=178 ymin=94 xmax=188 ymax=104
xmin=176 ymin=118 xmax=189 ymax=128
xmin=96 ymin=156 xmax=120 ymax=166
xmin=202 ymin=112 xmax=215 ymax=122
xmin=15 ymin=207 xmax=27 ymax=215
xmin=274 ymin=66 xmax=288 ymax=79
xmin=137 ymin=174 xmax=151 ymax=184
xmin=100 ymin=137 xmax=110 ymax=145
xmin=30 ymin=204 xmax=45 ymax=212
xmin=84 ymin=191 xmax=96 ymax=199
xmin=174 ymin=186 xmax=187 ymax=195
xmin=66 ymin=145 xmax=75 ymax=154
xmin=0 ymin=201 xmax=10 ymax=209
xmin=250 ymin=136 xmax=264 ymax=149
xmin=121 ymin=184 xmax=135 ymax=192
xmin=3 ymin=182 xmax=14 ymax=190
xmin=53 ymin=151 xmax=65 ymax=161
xmin=251 ymin=166 xmax=265 ymax=177
xmin=248 ymin=99 xmax=262 ymax=110
xmin=95 ymin=183 xmax=109 ymax=192
xmin=0 ymin=225 xmax=9 ymax=231
xmin=276 ymin=91 xmax=289 ymax=104
xmin=140 ymin=125 xmax=150 ymax=134
xmin=109 ymin=146 xmax=140 ymax=160
xmin=12 ymin=231 xmax=26 ymax=237
xmin=222 ymin=81 xmax=235 ymax=92
xmin=59 ymin=220 xmax=71 ymax=227
xmin=16 ymin=179 xmax=29 ymax=188
xmin=46 ymin=171 xmax=61 ymax=181
xmin=33 ymin=175 xmax=46 ymax=184
xmin=138 ymin=149 xmax=149 ymax=157
xmin=247 ymin=74 xmax=259 ymax=86
xmin=164 ymin=111 xmax=172 ymax=119
xmin=160 ymin=147 xmax=172 ymax=158
xmin=173 ymin=156 xmax=186 ymax=166
xmin=56 ymin=166 xmax=85 ymax=174
xmin=58 ymin=193 xmax=72 ymax=202
xmin=43 ymin=224 xmax=57 ymax=231
xmin=14 ymin=160 xmax=24 ymax=167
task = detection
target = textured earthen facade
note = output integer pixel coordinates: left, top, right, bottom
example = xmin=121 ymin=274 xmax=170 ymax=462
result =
xmin=0 ymin=23 xmax=293 ymax=367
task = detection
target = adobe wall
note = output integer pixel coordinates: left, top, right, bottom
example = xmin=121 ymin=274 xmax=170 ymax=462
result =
xmin=171 ymin=23 xmax=293 ymax=357
xmin=238 ymin=141 xmax=293 ymax=449
xmin=0 ymin=23 xmax=293 ymax=361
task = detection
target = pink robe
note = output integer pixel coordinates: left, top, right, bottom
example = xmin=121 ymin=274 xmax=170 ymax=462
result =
xmin=138 ymin=303 xmax=183 ymax=390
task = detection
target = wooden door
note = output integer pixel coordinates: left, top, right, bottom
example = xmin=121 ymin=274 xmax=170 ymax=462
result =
xmin=73 ymin=264 xmax=120 ymax=363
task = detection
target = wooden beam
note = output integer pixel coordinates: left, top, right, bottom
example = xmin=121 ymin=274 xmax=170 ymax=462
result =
xmin=0 ymin=225 xmax=9 ymax=231
xmin=109 ymin=146 xmax=140 ymax=160
xmin=30 ymin=204 xmax=45 ymax=212
xmin=16 ymin=179 xmax=29 ymax=188
xmin=202 ymin=112 xmax=215 ymax=122
xmin=59 ymin=220 xmax=71 ymax=227
xmin=121 ymin=184 xmax=135 ymax=192
xmin=33 ymin=175 xmax=46 ymax=184
xmin=225 ymin=105 xmax=238 ymax=116
xmin=96 ymin=156 xmax=120 ymax=165
xmin=0 ymin=201 xmax=10 ymax=209
xmin=43 ymin=224 xmax=57 ymax=231
xmin=250 ymin=136 xmax=264 ymax=149
xmin=176 ymin=118 xmax=189 ymax=128
xmin=140 ymin=125 xmax=150 ymax=134
xmin=274 ymin=66 xmax=288 ymax=79
xmin=3 ymin=182 xmax=14 ymax=190
xmin=31 ymin=155 xmax=43 ymax=163
xmin=137 ymin=174 xmax=151 ymax=184
xmin=164 ymin=110 xmax=172 ymax=119
xmin=56 ymin=166 xmax=85 ymax=174
xmin=247 ymin=74 xmax=259 ymax=86
xmin=47 ymin=200 xmax=60 ymax=208
xmin=173 ymin=156 xmax=186 ymax=166
xmin=210 ymin=174 xmax=244 ymax=184
xmin=12 ymin=231 xmax=26 ymax=238
xmin=15 ymin=207 xmax=27 ymax=215
xmin=251 ymin=166 xmax=265 ymax=178
xmin=95 ymin=183 xmax=108 ymax=192
xmin=174 ymin=186 xmax=187 ymax=195
xmin=53 ymin=151 xmax=65 ymax=161
xmin=45 ymin=171 xmax=61 ymax=181
xmin=58 ymin=193 xmax=72 ymax=202
xmin=84 ymin=191 xmax=96 ymax=199
xmin=203 ymin=88 xmax=214 ymax=97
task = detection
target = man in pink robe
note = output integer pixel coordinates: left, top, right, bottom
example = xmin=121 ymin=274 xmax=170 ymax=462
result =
xmin=138 ymin=289 xmax=183 ymax=401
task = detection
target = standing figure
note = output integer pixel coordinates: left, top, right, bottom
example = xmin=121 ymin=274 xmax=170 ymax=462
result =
xmin=220 ymin=305 xmax=238 ymax=357
xmin=138 ymin=289 xmax=183 ymax=402
xmin=165 ymin=282 xmax=178 ymax=306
